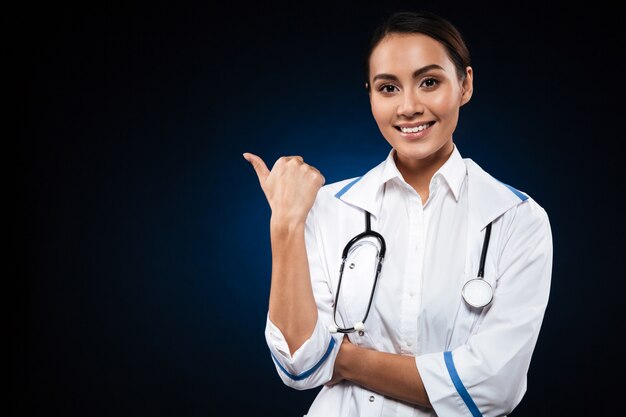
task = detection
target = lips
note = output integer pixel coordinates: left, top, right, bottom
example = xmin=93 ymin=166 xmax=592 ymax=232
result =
xmin=394 ymin=121 xmax=436 ymax=133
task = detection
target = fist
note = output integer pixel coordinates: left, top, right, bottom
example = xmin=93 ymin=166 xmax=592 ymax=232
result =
xmin=244 ymin=153 xmax=325 ymax=224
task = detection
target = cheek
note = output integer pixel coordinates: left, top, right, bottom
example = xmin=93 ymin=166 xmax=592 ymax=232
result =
xmin=428 ymin=87 xmax=462 ymax=117
xmin=429 ymin=93 xmax=459 ymax=116
xmin=370 ymin=98 xmax=393 ymax=125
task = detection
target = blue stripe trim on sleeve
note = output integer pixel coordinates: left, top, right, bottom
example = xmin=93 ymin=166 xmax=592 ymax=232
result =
xmin=334 ymin=176 xmax=363 ymax=199
xmin=444 ymin=351 xmax=483 ymax=417
xmin=271 ymin=337 xmax=336 ymax=381
xmin=497 ymin=180 xmax=529 ymax=201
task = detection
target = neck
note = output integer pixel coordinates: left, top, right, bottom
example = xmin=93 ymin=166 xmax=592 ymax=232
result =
xmin=394 ymin=141 xmax=454 ymax=201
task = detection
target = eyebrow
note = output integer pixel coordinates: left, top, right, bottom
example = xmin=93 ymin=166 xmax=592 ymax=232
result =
xmin=372 ymin=64 xmax=445 ymax=83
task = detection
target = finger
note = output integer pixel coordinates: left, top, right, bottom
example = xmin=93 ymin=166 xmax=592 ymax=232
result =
xmin=308 ymin=165 xmax=325 ymax=183
xmin=274 ymin=155 xmax=304 ymax=169
xmin=283 ymin=155 xmax=304 ymax=162
xmin=325 ymin=377 xmax=339 ymax=387
xmin=243 ymin=152 xmax=270 ymax=183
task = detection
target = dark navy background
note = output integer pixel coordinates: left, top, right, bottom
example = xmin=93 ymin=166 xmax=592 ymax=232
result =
xmin=20 ymin=1 xmax=623 ymax=416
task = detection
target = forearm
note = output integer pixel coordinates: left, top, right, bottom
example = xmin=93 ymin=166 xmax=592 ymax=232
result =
xmin=337 ymin=342 xmax=431 ymax=408
xmin=268 ymin=216 xmax=318 ymax=355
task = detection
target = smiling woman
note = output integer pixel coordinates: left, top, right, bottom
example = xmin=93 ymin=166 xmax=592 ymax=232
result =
xmin=367 ymin=32 xmax=473 ymax=201
xmin=244 ymin=10 xmax=552 ymax=417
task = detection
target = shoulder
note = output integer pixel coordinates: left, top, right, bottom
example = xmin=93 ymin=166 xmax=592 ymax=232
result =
xmin=465 ymin=158 xmax=549 ymax=233
xmin=311 ymin=176 xmax=362 ymax=212
xmin=465 ymin=158 xmax=529 ymax=199
xmin=321 ymin=176 xmax=363 ymax=198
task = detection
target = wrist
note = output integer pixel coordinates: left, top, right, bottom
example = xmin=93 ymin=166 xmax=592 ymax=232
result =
xmin=270 ymin=215 xmax=306 ymax=235
xmin=336 ymin=339 xmax=360 ymax=382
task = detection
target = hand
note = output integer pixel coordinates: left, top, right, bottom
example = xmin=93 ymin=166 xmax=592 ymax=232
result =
xmin=243 ymin=153 xmax=325 ymax=225
xmin=326 ymin=335 xmax=354 ymax=387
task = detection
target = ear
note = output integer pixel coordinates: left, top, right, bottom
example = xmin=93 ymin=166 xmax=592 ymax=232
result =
xmin=460 ymin=66 xmax=473 ymax=107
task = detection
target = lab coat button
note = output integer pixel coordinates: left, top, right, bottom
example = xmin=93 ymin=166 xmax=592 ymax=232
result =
xmin=349 ymin=263 xmax=355 ymax=269
xmin=358 ymin=330 xmax=365 ymax=336
xmin=369 ymin=396 xmax=375 ymax=402
xmin=407 ymin=341 xmax=413 ymax=347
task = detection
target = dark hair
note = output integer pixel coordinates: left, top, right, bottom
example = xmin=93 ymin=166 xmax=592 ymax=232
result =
xmin=363 ymin=11 xmax=471 ymax=91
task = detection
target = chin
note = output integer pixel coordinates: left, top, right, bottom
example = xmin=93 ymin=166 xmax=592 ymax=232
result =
xmin=397 ymin=147 xmax=437 ymax=161
xmin=393 ymin=139 xmax=438 ymax=157
xmin=400 ymin=143 xmax=457 ymax=168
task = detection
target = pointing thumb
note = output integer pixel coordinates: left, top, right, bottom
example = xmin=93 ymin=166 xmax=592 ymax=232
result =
xmin=243 ymin=152 xmax=270 ymax=183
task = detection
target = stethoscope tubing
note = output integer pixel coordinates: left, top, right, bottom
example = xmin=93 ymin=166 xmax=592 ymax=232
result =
xmin=332 ymin=212 xmax=384 ymax=334
xmin=331 ymin=211 xmax=494 ymax=334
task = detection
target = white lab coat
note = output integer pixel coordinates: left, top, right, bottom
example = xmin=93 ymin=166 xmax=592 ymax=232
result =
xmin=265 ymin=145 xmax=552 ymax=417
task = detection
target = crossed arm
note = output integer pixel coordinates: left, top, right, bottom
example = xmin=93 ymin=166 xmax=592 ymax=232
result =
xmin=268 ymin=220 xmax=431 ymax=408
xmin=243 ymin=153 xmax=431 ymax=408
xmin=330 ymin=336 xmax=432 ymax=408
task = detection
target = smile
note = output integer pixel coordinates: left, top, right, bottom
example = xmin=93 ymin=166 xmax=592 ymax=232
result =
xmin=394 ymin=122 xmax=435 ymax=133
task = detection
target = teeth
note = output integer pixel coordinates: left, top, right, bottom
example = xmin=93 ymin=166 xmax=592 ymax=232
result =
xmin=400 ymin=123 xmax=432 ymax=133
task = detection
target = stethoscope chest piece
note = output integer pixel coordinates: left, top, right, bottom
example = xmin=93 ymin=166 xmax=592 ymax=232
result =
xmin=462 ymin=222 xmax=494 ymax=309
xmin=462 ymin=278 xmax=493 ymax=308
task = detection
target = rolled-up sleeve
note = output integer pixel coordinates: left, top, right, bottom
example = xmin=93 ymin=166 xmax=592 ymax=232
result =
xmin=416 ymin=200 xmax=553 ymax=416
xmin=264 ymin=197 xmax=342 ymax=390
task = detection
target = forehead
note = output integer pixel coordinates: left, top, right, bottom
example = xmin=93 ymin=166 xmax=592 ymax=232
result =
xmin=369 ymin=33 xmax=454 ymax=76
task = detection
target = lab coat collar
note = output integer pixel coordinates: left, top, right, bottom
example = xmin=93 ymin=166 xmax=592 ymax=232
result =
xmin=431 ymin=144 xmax=465 ymax=202
xmin=465 ymin=158 xmax=528 ymax=230
xmin=378 ymin=148 xmax=404 ymax=185
xmin=335 ymin=146 xmax=527 ymax=230
xmin=377 ymin=144 xmax=465 ymax=203
xmin=333 ymin=158 xmax=387 ymax=218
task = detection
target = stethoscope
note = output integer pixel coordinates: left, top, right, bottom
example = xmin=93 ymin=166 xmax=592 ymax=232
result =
xmin=329 ymin=211 xmax=494 ymax=334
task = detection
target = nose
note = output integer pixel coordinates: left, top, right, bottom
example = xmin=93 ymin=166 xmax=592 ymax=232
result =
xmin=397 ymin=89 xmax=424 ymax=118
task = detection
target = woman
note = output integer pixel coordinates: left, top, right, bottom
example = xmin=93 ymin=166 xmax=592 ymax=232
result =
xmin=244 ymin=10 xmax=552 ymax=417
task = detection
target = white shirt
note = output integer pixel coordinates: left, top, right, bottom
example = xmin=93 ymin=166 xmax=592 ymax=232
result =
xmin=265 ymin=144 xmax=552 ymax=417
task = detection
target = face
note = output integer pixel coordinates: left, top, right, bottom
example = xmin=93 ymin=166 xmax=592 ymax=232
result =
xmin=368 ymin=33 xmax=473 ymax=169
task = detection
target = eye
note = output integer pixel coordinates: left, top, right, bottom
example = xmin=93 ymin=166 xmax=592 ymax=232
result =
xmin=378 ymin=84 xmax=398 ymax=94
xmin=421 ymin=78 xmax=439 ymax=89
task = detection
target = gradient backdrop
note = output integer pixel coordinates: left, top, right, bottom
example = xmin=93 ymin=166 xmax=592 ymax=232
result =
xmin=20 ymin=1 xmax=624 ymax=416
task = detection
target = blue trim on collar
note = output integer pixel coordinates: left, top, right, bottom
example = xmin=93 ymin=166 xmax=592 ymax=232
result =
xmin=270 ymin=337 xmax=336 ymax=381
xmin=498 ymin=180 xmax=529 ymax=201
xmin=444 ymin=351 xmax=483 ymax=417
xmin=334 ymin=176 xmax=363 ymax=199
